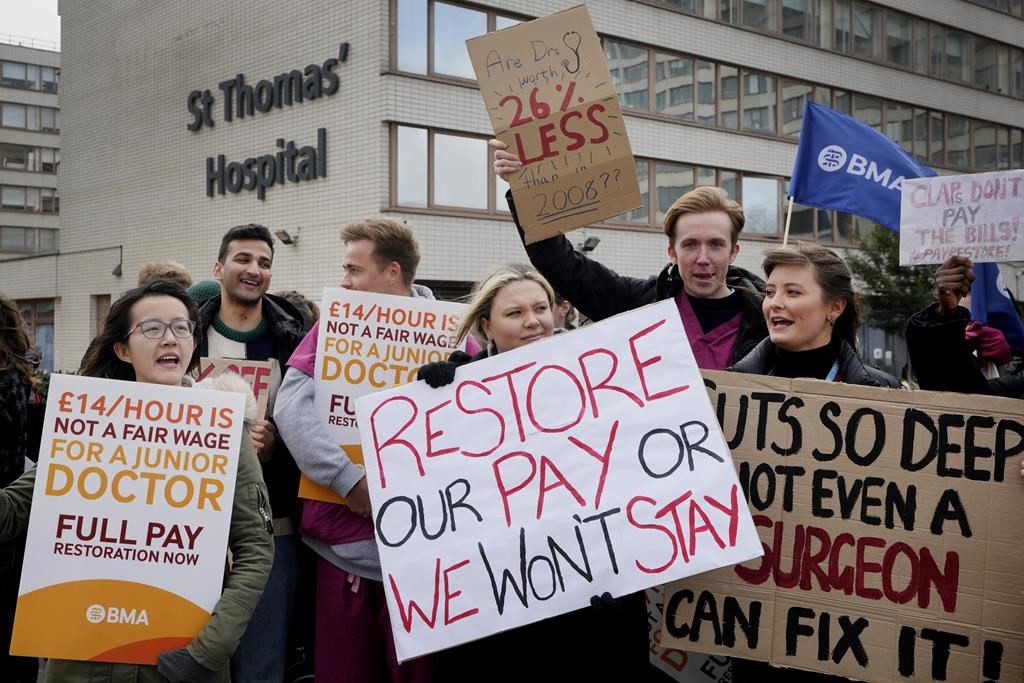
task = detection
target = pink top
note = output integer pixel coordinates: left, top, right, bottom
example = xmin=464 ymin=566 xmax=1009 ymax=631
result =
xmin=675 ymin=290 xmax=742 ymax=371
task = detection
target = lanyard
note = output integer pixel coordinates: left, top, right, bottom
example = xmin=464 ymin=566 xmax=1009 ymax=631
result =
xmin=825 ymin=359 xmax=841 ymax=382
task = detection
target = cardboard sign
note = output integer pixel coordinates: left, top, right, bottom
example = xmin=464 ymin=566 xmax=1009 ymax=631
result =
xmin=662 ymin=371 xmax=1024 ymax=682
xmin=647 ymin=585 xmax=733 ymax=682
xmin=11 ymin=374 xmax=245 ymax=664
xmin=467 ymin=5 xmax=641 ymax=243
xmin=900 ymin=170 xmax=1024 ymax=265
xmin=355 ymin=301 xmax=761 ymax=662
xmin=298 ymin=289 xmax=468 ymax=504
xmin=196 ymin=357 xmax=273 ymax=421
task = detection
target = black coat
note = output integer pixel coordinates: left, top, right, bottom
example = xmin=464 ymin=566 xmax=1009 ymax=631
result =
xmin=198 ymin=293 xmax=307 ymax=521
xmin=0 ymin=367 xmax=31 ymax=488
xmin=730 ymin=337 xmax=902 ymax=388
xmin=905 ymin=303 xmax=1023 ymax=398
xmin=507 ymin=193 xmax=768 ymax=366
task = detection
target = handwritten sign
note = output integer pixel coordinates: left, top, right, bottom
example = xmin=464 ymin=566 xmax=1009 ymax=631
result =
xmin=298 ymin=289 xmax=468 ymax=503
xmin=11 ymin=374 xmax=245 ymax=664
xmin=197 ymin=358 xmax=273 ymax=421
xmin=662 ymin=371 xmax=1024 ymax=682
xmin=355 ymin=301 xmax=761 ymax=661
xmin=899 ymin=169 xmax=1024 ymax=265
xmin=467 ymin=5 xmax=641 ymax=243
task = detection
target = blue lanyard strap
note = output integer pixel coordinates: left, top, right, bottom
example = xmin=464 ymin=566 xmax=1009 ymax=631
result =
xmin=825 ymin=359 xmax=841 ymax=382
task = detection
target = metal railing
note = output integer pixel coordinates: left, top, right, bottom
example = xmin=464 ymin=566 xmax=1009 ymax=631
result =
xmin=0 ymin=33 xmax=60 ymax=52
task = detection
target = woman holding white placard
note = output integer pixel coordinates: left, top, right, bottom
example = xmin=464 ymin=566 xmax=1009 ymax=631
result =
xmin=416 ymin=263 xmax=650 ymax=682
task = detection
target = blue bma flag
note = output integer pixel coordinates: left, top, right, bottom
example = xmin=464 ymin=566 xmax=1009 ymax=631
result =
xmin=971 ymin=262 xmax=1024 ymax=352
xmin=788 ymin=101 xmax=936 ymax=232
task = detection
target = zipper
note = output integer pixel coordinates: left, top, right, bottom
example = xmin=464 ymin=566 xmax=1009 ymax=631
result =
xmin=255 ymin=484 xmax=273 ymax=535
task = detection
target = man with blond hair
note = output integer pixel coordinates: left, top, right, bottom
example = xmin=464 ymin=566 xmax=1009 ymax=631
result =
xmin=137 ymin=260 xmax=193 ymax=290
xmin=493 ymin=140 xmax=767 ymax=370
xmin=275 ymin=217 xmax=434 ymax=683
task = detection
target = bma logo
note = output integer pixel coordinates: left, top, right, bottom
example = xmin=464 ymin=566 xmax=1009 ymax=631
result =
xmin=85 ymin=603 xmax=150 ymax=625
xmin=817 ymin=145 xmax=847 ymax=172
xmin=817 ymin=145 xmax=907 ymax=191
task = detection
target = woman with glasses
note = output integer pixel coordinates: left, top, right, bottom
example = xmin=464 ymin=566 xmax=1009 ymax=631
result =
xmin=0 ymin=281 xmax=274 ymax=683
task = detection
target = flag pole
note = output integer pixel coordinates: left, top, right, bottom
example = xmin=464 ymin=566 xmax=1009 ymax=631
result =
xmin=782 ymin=196 xmax=794 ymax=247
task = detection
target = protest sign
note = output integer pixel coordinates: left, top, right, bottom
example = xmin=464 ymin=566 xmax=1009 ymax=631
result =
xmin=11 ymin=374 xmax=245 ymax=664
xmin=355 ymin=300 xmax=762 ymax=662
xmin=467 ymin=5 xmax=641 ymax=243
xmin=647 ymin=584 xmax=733 ymax=682
xmin=298 ymin=288 xmax=468 ymax=504
xmin=662 ymin=371 xmax=1024 ymax=682
xmin=196 ymin=357 xmax=274 ymax=421
xmin=900 ymin=169 xmax=1024 ymax=265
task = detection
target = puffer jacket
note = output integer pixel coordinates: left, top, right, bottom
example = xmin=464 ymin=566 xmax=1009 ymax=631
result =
xmin=730 ymin=337 xmax=901 ymax=388
xmin=0 ymin=382 xmax=274 ymax=682
xmin=506 ymin=192 xmax=768 ymax=365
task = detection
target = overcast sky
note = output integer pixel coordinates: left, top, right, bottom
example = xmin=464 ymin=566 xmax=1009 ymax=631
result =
xmin=3 ymin=0 xmax=60 ymax=47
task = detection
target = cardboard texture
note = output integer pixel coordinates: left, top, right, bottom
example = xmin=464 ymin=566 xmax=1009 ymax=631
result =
xmin=900 ymin=170 xmax=1024 ymax=265
xmin=298 ymin=288 xmax=468 ymax=504
xmin=661 ymin=371 xmax=1024 ymax=682
xmin=467 ymin=5 xmax=641 ymax=243
xmin=355 ymin=301 xmax=762 ymax=662
xmin=196 ymin=357 xmax=273 ymax=421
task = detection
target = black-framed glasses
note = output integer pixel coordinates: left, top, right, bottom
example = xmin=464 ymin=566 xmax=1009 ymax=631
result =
xmin=124 ymin=319 xmax=196 ymax=340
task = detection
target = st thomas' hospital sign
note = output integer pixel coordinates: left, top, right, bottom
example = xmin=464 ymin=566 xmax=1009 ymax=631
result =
xmin=185 ymin=42 xmax=349 ymax=202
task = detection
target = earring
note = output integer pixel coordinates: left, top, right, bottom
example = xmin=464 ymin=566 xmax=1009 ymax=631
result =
xmin=486 ymin=339 xmax=497 ymax=356
xmin=826 ymin=316 xmax=834 ymax=327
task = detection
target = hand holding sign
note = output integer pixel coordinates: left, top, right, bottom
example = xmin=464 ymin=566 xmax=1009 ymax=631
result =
xmin=932 ymin=256 xmax=975 ymax=315
xmin=468 ymin=5 xmax=641 ymax=243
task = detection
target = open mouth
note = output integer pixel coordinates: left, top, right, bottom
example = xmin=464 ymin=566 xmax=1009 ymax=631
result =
xmin=240 ymin=278 xmax=261 ymax=289
xmin=156 ymin=354 xmax=180 ymax=368
xmin=770 ymin=317 xmax=793 ymax=330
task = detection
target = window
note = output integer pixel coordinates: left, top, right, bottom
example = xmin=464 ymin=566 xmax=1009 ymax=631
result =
xmin=0 ymin=186 xmax=57 ymax=213
xmin=40 ymin=148 xmax=58 ymax=173
xmin=974 ymin=123 xmax=997 ymax=169
xmin=617 ymin=159 xmax=650 ymax=222
xmin=816 ymin=0 xmax=832 ymax=49
xmin=885 ymin=11 xmax=912 ymax=67
xmin=788 ymin=202 xmax=816 ymax=239
xmin=93 ymin=295 xmax=111 ymax=336
xmin=885 ymin=103 xmax=912 ymax=154
xmin=0 ymin=227 xmax=58 ymax=255
xmin=913 ymin=19 xmax=928 ymax=75
xmin=395 ymin=0 xmax=525 ymax=80
xmin=743 ymin=0 xmax=777 ymax=31
xmin=720 ymin=0 xmax=740 ymax=23
xmin=2 ymin=61 xmax=28 ymax=88
xmin=833 ymin=0 xmax=851 ymax=53
xmin=852 ymin=3 xmax=881 ymax=60
xmin=433 ymin=2 xmax=486 ymax=79
xmin=41 ymin=188 xmax=59 ymax=214
xmin=743 ymin=72 xmax=777 ymax=134
xmin=0 ymin=61 xmax=56 ymax=92
xmin=781 ymin=80 xmax=811 ymax=138
xmin=392 ymin=125 xmax=507 ymax=214
xmin=945 ymin=31 xmax=971 ymax=82
xmin=655 ymin=163 xmax=694 ymax=224
xmin=741 ymin=176 xmax=780 ymax=234
xmin=695 ymin=60 xmax=716 ymax=125
xmin=607 ymin=41 xmax=649 ymax=110
xmin=655 ymin=54 xmax=693 ymax=119
xmin=1 ymin=103 xmax=27 ymax=129
xmin=853 ymin=94 xmax=881 ymax=131
xmin=720 ymin=65 xmax=739 ymax=129
xmin=947 ymin=115 xmax=971 ymax=167
xmin=432 ymin=133 xmax=488 ymax=209
xmin=781 ymin=0 xmax=812 ymax=41
xmin=18 ymin=300 xmax=54 ymax=373
xmin=0 ymin=144 xmax=30 ymax=170
xmin=1 ymin=186 xmax=29 ymax=210
xmin=930 ymin=112 xmax=945 ymax=166
xmin=913 ymin=108 xmax=929 ymax=162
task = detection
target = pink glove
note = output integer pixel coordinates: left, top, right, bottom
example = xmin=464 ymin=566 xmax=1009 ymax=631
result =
xmin=965 ymin=322 xmax=1013 ymax=365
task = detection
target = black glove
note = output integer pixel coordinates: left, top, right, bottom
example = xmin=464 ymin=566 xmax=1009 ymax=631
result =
xmin=417 ymin=350 xmax=472 ymax=388
xmin=157 ymin=647 xmax=217 ymax=683
xmin=589 ymin=591 xmax=618 ymax=615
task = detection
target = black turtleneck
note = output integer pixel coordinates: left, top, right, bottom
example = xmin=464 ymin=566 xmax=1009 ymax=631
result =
xmin=772 ymin=336 xmax=840 ymax=379
xmin=687 ymin=290 xmax=742 ymax=333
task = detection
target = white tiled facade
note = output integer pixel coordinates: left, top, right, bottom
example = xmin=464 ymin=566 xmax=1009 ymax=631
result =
xmin=1 ymin=0 xmax=1021 ymax=370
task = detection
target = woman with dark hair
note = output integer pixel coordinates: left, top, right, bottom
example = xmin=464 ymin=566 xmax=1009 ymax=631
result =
xmin=0 ymin=293 xmax=40 ymax=681
xmin=729 ymin=243 xmax=899 ymax=388
xmin=729 ymin=244 xmax=898 ymax=683
xmin=416 ymin=263 xmax=650 ymax=682
xmin=0 ymin=281 xmax=274 ymax=683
